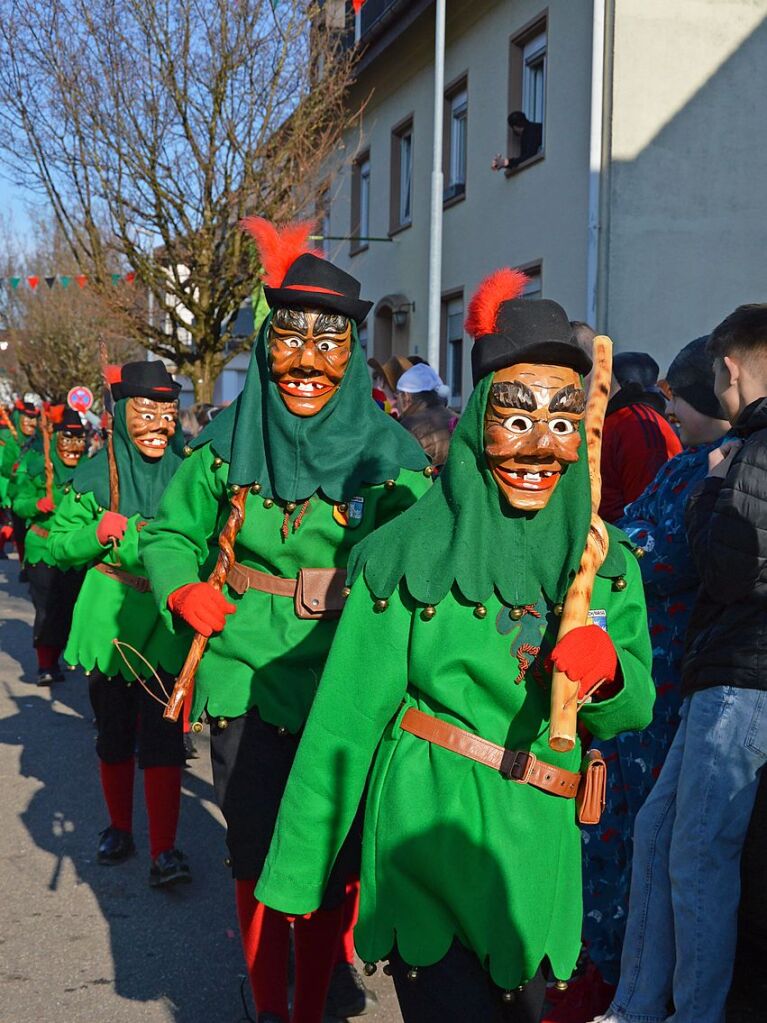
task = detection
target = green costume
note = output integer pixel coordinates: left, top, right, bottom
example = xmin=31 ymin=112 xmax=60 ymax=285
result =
xmin=12 ymin=443 xmax=74 ymax=566
xmin=48 ymin=401 xmax=189 ymax=680
xmin=256 ymin=374 xmax=655 ymax=989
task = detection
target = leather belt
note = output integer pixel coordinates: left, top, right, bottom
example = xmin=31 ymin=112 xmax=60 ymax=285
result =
xmin=227 ymin=561 xmax=297 ymax=597
xmin=29 ymin=524 xmax=49 ymax=539
xmin=400 ymin=707 xmax=581 ymax=799
xmin=94 ymin=562 xmax=151 ymax=593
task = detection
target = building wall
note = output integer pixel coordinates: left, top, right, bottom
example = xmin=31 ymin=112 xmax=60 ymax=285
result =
xmin=605 ymin=0 xmax=767 ymax=372
xmin=326 ymin=0 xmax=595 ymax=405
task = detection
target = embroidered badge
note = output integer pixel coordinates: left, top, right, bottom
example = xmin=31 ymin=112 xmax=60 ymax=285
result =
xmin=333 ymin=496 xmax=365 ymax=529
xmin=588 ymin=608 xmax=608 ymax=632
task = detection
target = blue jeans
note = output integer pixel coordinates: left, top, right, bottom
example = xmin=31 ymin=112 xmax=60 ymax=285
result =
xmin=610 ymin=686 xmax=767 ymax=1023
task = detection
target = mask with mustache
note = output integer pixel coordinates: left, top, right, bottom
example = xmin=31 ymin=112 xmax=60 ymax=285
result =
xmin=269 ymin=306 xmax=353 ymax=417
xmin=125 ymin=397 xmax=178 ymax=460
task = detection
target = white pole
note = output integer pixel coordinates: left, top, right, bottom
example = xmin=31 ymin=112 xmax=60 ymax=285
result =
xmin=585 ymin=0 xmax=606 ymax=327
xmin=427 ymin=0 xmax=446 ymax=370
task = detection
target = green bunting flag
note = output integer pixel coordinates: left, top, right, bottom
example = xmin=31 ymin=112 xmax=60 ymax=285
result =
xmin=10 ymin=277 xmax=20 ymax=289
xmin=59 ymin=276 xmax=71 ymax=288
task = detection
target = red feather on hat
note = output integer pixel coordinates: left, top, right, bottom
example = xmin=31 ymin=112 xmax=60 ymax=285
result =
xmin=103 ymin=364 xmax=122 ymax=385
xmin=465 ymin=268 xmax=528 ymax=339
xmin=240 ymin=217 xmax=323 ymax=288
xmin=47 ymin=404 xmax=66 ymax=425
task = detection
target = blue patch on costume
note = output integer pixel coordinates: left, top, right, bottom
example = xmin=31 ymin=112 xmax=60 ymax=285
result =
xmin=588 ymin=608 xmax=608 ymax=632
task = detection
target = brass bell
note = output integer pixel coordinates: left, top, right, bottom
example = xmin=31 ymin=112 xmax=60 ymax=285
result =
xmin=183 ymin=445 xmax=193 ymax=457
xmin=423 ymin=465 xmax=435 ymax=478
xmin=191 ymin=721 xmax=204 ymax=734
xmin=213 ymin=456 xmax=223 ymax=468
xmin=474 ymin=604 xmax=487 ymax=619
xmin=517 ymin=984 xmax=526 ymax=992
xmin=74 ymin=492 xmax=82 ymax=502
xmin=96 ymin=506 xmax=104 ymax=514
xmin=285 ymin=501 xmax=297 ymax=513
xmin=510 ymin=607 xmax=524 ymax=621
xmin=553 ymin=603 xmax=564 ymax=617
xmin=63 ymin=485 xmax=71 ymax=494
xmin=363 ymin=962 xmax=377 ymax=977
xmin=342 ymin=587 xmax=351 ymax=599
xmin=406 ymin=967 xmax=419 ymax=982
xmin=230 ymin=484 xmax=241 ymax=494
xmin=277 ymin=726 xmax=287 ymax=737
xmin=251 ymin=483 xmax=262 ymax=494
xmin=554 ymin=980 xmax=568 ymax=991
xmin=421 ymin=605 xmax=436 ymax=621
xmin=338 ymin=503 xmax=348 ymax=514
xmin=217 ymin=717 xmax=229 ymax=730
xmin=384 ymin=479 xmax=396 ymax=490
xmin=634 ymin=546 xmax=646 ymax=559
xmin=614 ymin=576 xmax=627 ymax=591
xmin=382 ymin=962 xmax=392 ymax=976
xmin=502 ymin=991 xmax=515 ymax=1004
xmin=264 ymin=498 xmax=274 ymax=509
xmin=373 ymin=598 xmax=389 ymax=613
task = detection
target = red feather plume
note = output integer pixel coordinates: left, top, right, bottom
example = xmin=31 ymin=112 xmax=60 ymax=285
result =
xmin=240 ymin=217 xmax=322 ymax=288
xmin=103 ymin=364 xmax=122 ymax=386
xmin=47 ymin=403 xmax=66 ymax=425
xmin=464 ymin=268 xmax=529 ymax=339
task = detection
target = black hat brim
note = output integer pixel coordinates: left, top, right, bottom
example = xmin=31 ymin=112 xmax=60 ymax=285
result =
xmin=112 ymin=381 xmax=182 ymax=402
xmin=472 ymin=335 xmax=592 ymax=386
xmin=264 ymin=285 xmax=373 ymax=326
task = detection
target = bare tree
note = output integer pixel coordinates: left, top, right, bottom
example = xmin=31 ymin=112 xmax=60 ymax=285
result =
xmin=0 ymin=0 xmax=358 ymax=401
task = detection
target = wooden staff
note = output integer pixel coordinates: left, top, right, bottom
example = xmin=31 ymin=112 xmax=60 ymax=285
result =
xmin=548 ymin=336 xmax=613 ymax=753
xmin=164 ymin=486 xmax=249 ymax=722
xmin=0 ymin=406 xmax=18 ymax=441
xmin=40 ymin=406 xmax=54 ymax=503
xmin=98 ymin=338 xmax=120 ymax=514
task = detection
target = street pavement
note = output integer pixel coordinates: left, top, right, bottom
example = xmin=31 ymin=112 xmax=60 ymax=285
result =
xmin=0 ymin=554 xmax=401 ymax=1023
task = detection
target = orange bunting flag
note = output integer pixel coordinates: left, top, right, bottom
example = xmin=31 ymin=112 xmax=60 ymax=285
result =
xmin=76 ymin=274 xmax=88 ymax=288
xmin=27 ymin=276 xmax=39 ymax=290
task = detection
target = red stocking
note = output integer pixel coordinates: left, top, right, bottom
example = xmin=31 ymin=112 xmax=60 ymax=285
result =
xmin=99 ymin=758 xmax=135 ymax=832
xmin=36 ymin=644 xmax=61 ymax=671
xmin=336 ymin=877 xmax=360 ymax=965
xmin=143 ymin=765 xmax=181 ymax=860
xmin=292 ymin=903 xmax=346 ymax=1023
xmin=235 ymin=880 xmax=290 ymax=1022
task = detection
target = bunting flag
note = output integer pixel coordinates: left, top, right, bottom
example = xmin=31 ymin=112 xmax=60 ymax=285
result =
xmin=59 ymin=276 xmax=71 ymax=288
xmin=27 ymin=276 xmax=39 ymax=290
xmin=45 ymin=276 xmax=55 ymax=289
xmin=76 ymin=274 xmax=88 ymax=288
xmin=10 ymin=277 xmax=20 ymax=289
xmin=0 ymin=271 xmax=137 ymax=290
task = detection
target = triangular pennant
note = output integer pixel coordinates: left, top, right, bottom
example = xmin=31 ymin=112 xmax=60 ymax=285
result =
xmin=27 ymin=276 xmax=40 ymax=290
xmin=59 ymin=276 xmax=71 ymax=289
xmin=45 ymin=276 xmax=56 ymax=289
xmin=10 ymin=277 xmax=20 ymax=289
xmin=75 ymin=274 xmax=88 ymax=288
xmin=125 ymin=271 xmax=136 ymax=285
xmin=111 ymin=273 xmax=122 ymax=286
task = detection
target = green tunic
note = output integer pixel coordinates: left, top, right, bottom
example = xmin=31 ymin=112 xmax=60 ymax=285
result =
xmin=11 ymin=454 xmax=68 ymax=567
xmin=140 ymin=446 xmax=432 ymax=730
xmin=48 ymin=488 xmax=190 ymax=679
xmin=0 ymin=428 xmax=19 ymax=505
xmin=256 ymin=547 xmax=654 ymax=988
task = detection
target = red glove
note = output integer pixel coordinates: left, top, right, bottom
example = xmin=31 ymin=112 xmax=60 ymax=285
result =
xmin=548 ymin=625 xmax=620 ymax=701
xmin=36 ymin=496 xmax=55 ymax=514
xmin=96 ymin=511 xmax=129 ymax=545
xmin=167 ymin=582 xmax=236 ymax=637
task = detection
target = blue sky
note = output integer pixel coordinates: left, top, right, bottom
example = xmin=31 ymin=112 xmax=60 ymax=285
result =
xmin=0 ymin=175 xmax=44 ymax=254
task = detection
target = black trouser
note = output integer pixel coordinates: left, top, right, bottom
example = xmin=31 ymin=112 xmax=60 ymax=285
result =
xmin=387 ymin=941 xmax=547 ymax=1023
xmin=88 ymin=671 xmax=185 ymax=768
xmin=11 ymin=511 xmax=27 ymax=560
xmin=26 ymin=560 xmax=84 ymax=648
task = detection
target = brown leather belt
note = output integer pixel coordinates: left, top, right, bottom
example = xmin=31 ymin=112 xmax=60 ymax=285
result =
xmin=227 ymin=561 xmax=297 ymax=597
xmin=94 ymin=562 xmax=151 ymax=593
xmin=29 ymin=524 xmax=49 ymax=539
xmin=400 ymin=707 xmax=581 ymax=799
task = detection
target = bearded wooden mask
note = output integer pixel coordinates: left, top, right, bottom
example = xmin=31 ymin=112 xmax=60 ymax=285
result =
xmin=268 ymin=307 xmax=353 ymax=417
xmin=56 ymin=431 xmax=86 ymax=467
xmin=484 ymin=363 xmax=586 ymax=511
xmin=125 ymin=397 xmax=178 ymax=459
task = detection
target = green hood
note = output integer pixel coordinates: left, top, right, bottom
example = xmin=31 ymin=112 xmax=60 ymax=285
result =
xmin=192 ymin=314 xmax=427 ymax=502
xmin=73 ymin=400 xmax=185 ymax=517
xmin=24 ymin=441 xmax=79 ymax=487
xmin=348 ymin=374 xmax=598 ymax=607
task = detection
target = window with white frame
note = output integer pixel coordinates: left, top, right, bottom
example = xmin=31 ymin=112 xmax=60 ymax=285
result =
xmin=351 ymin=151 xmax=371 ymax=254
xmin=522 ymin=31 xmax=546 ymax=124
xmin=444 ymin=295 xmax=464 ymax=405
xmin=444 ymin=80 xmax=467 ymax=202
xmin=390 ymin=119 xmax=413 ymax=232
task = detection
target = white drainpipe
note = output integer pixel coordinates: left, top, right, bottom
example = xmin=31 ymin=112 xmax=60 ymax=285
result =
xmin=586 ymin=0 xmax=607 ymax=327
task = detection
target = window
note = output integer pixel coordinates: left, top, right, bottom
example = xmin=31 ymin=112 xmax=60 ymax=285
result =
xmin=443 ymin=77 xmax=467 ymax=204
xmin=350 ymin=151 xmax=371 ymax=254
xmin=521 ymin=263 xmax=542 ymax=299
xmin=507 ymin=15 xmax=547 ymax=171
xmin=443 ymin=294 xmax=464 ymax=406
xmin=390 ymin=117 xmax=413 ymax=233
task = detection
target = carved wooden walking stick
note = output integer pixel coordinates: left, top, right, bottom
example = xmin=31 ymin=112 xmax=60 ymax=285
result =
xmin=0 ymin=406 xmax=18 ymax=441
xmin=40 ymin=406 xmax=54 ymax=503
xmin=164 ymin=486 xmax=249 ymax=722
xmin=98 ymin=338 xmax=120 ymax=515
xmin=548 ymin=336 xmax=613 ymax=753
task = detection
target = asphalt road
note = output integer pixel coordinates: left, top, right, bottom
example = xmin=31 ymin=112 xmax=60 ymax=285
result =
xmin=0 ymin=554 xmax=402 ymax=1023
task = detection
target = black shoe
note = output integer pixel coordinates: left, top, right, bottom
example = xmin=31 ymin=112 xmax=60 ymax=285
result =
xmin=37 ymin=669 xmax=56 ymax=686
xmin=183 ymin=733 xmax=199 ymax=760
xmin=149 ymin=848 xmax=192 ymax=888
xmin=325 ymin=961 xmax=378 ymax=1018
xmin=97 ymin=826 xmax=136 ymax=865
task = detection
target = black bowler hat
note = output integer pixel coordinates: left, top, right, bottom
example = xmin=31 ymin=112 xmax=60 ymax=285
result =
xmin=111 ymin=360 xmax=182 ymax=402
xmin=55 ymin=408 xmax=86 ymax=434
xmin=466 ymin=268 xmax=592 ymax=385
xmin=264 ymin=253 xmax=373 ymax=326
xmin=17 ymin=400 xmax=40 ymax=417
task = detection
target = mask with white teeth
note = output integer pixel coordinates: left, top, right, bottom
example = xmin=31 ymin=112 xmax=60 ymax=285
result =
xmin=483 ymin=362 xmax=586 ymax=512
xmin=269 ymin=306 xmax=353 ymax=417
xmin=125 ymin=396 xmax=179 ymax=460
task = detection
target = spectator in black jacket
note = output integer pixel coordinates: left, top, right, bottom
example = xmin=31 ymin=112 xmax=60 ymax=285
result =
xmin=491 ymin=111 xmax=543 ymax=171
xmin=591 ymin=305 xmax=767 ymax=1023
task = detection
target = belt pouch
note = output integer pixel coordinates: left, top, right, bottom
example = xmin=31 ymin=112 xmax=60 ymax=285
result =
xmin=576 ymin=749 xmax=607 ymax=825
xmin=294 ymin=568 xmax=347 ymax=620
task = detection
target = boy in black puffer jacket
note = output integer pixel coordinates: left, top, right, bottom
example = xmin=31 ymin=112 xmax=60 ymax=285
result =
xmin=591 ymin=304 xmax=767 ymax=1023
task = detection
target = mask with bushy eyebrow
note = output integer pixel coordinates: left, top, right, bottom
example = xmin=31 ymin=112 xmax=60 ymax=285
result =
xmin=269 ymin=305 xmax=353 ymax=417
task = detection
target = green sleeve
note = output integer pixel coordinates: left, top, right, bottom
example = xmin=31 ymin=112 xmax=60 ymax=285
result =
xmin=12 ymin=463 xmax=44 ymax=522
xmin=256 ymin=582 xmax=411 ymax=914
xmin=48 ymin=489 xmax=106 ymax=569
xmin=579 ymin=553 xmax=655 ymax=739
xmin=0 ymin=435 xmax=20 ymax=479
xmin=374 ymin=468 xmax=432 ymax=527
xmin=139 ymin=447 xmax=226 ymax=628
